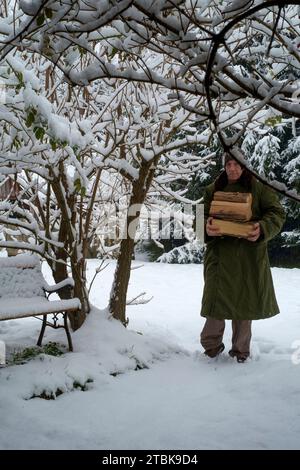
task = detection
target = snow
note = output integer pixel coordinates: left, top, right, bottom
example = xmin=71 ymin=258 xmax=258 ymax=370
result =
xmin=0 ymin=264 xmax=45 ymax=299
xmin=19 ymin=0 xmax=43 ymax=16
xmin=0 ymin=297 xmax=81 ymax=320
xmin=0 ymin=260 xmax=300 ymax=450
xmin=6 ymin=56 xmax=40 ymax=91
xmin=0 ymin=254 xmax=80 ymax=319
xmin=0 ymin=253 xmax=39 ymax=268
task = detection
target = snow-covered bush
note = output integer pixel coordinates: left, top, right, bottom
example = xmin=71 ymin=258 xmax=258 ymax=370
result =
xmin=157 ymin=240 xmax=204 ymax=264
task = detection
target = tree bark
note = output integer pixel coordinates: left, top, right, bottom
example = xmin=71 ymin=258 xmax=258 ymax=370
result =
xmin=69 ymin=255 xmax=90 ymax=330
xmin=50 ymin=172 xmax=89 ymax=330
xmin=109 ymin=159 xmax=155 ymax=324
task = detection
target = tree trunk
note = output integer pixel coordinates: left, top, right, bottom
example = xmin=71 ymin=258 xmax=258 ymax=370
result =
xmin=50 ymin=176 xmax=89 ymax=330
xmin=109 ymin=236 xmax=136 ymax=324
xmin=49 ymin=240 xmax=88 ymax=330
xmin=109 ymin=160 xmax=155 ymax=324
xmin=69 ymin=256 xmax=90 ymax=330
xmin=52 ymin=258 xmax=71 ymax=299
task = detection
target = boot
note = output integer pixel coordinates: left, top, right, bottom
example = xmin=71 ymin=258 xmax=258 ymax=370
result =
xmin=204 ymin=343 xmax=225 ymax=358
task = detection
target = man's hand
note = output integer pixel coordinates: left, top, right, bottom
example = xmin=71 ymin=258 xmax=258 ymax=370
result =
xmin=206 ymin=217 xmax=222 ymax=237
xmin=246 ymin=223 xmax=261 ymax=242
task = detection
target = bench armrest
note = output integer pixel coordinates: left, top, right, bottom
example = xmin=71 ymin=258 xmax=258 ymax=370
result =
xmin=44 ymin=277 xmax=75 ymax=294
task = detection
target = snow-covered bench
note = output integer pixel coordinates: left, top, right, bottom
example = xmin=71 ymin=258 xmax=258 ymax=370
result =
xmin=0 ymin=255 xmax=81 ymax=351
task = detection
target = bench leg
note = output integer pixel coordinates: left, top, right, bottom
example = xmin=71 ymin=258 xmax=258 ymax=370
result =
xmin=64 ymin=313 xmax=73 ymax=352
xmin=36 ymin=313 xmax=73 ymax=352
xmin=37 ymin=314 xmax=47 ymax=347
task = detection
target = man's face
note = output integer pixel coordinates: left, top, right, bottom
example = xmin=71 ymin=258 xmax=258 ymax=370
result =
xmin=225 ymin=159 xmax=243 ymax=182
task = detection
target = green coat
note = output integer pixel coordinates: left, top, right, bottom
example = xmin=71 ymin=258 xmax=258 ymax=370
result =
xmin=201 ymin=178 xmax=286 ymax=320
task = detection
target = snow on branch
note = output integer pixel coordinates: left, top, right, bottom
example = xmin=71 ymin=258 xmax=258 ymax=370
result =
xmin=126 ymin=291 xmax=153 ymax=306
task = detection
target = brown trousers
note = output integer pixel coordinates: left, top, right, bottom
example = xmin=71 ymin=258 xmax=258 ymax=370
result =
xmin=200 ymin=318 xmax=252 ymax=357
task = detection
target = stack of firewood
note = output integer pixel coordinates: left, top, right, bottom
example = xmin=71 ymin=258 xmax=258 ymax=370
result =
xmin=209 ymin=191 xmax=255 ymax=238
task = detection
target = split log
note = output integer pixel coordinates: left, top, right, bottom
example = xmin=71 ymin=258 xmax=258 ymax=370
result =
xmin=213 ymin=192 xmax=252 ymax=204
xmin=211 ymin=219 xmax=256 ymax=238
xmin=209 ymin=200 xmax=252 ymax=221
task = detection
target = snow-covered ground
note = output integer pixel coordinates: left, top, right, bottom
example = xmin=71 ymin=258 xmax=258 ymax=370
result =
xmin=1 ymin=260 xmax=300 ymax=450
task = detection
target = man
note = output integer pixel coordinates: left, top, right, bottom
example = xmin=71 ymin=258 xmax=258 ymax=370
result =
xmin=200 ymin=154 xmax=286 ymax=362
